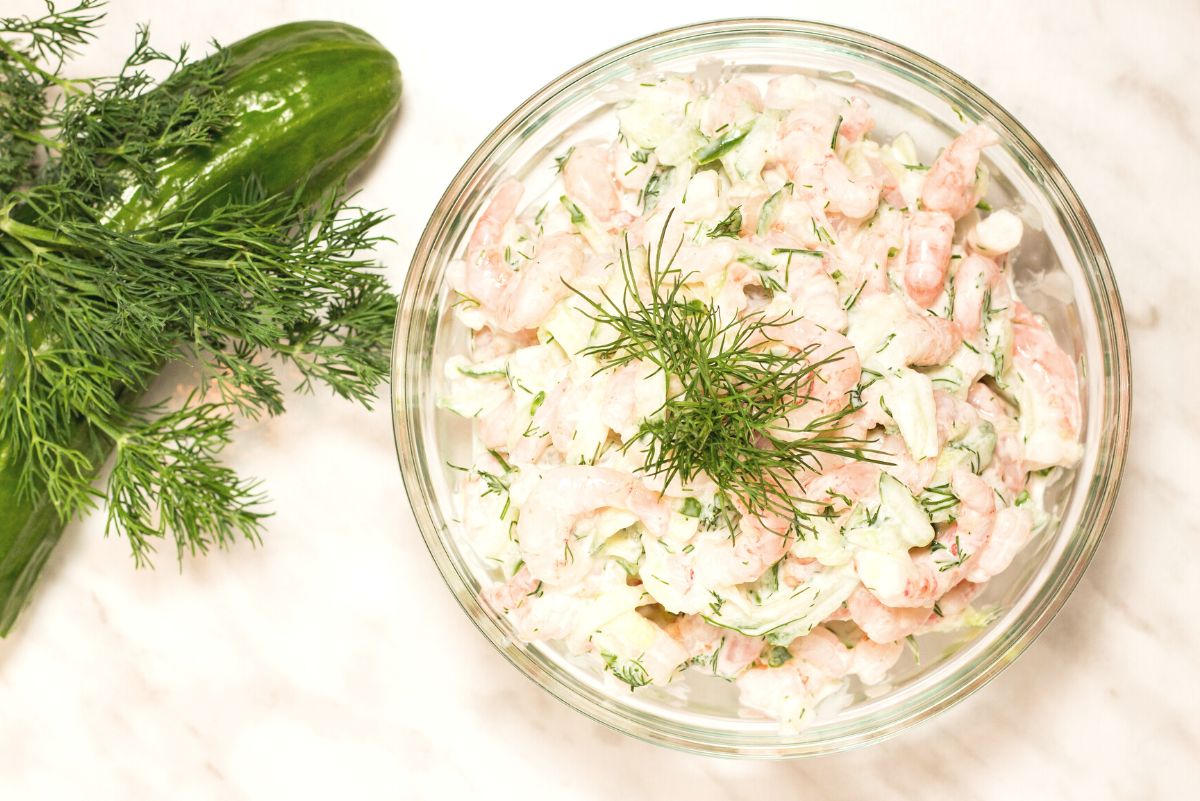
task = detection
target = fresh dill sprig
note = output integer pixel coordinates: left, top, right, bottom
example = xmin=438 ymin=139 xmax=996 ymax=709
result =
xmin=571 ymin=212 xmax=884 ymax=518
xmin=0 ymin=2 xmax=103 ymax=188
xmin=0 ymin=5 xmax=395 ymax=565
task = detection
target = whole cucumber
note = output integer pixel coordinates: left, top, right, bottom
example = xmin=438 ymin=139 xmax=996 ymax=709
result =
xmin=0 ymin=21 xmax=402 ymax=636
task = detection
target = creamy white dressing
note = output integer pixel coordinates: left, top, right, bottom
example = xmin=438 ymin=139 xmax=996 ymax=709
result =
xmin=443 ymin=69 xmax=1082 ymax=730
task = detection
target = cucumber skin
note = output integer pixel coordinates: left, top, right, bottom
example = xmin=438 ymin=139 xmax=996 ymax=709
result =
xmin=0 ymin=21 xmax=401 ymax=636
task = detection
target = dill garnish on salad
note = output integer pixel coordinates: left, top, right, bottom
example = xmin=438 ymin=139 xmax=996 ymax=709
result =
xmin=442 ymin=69 xmax=1081 ymax=728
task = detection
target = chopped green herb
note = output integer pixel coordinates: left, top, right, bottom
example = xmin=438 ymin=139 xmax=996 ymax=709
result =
xmin=708 ymin=206 xmax=743 ymax=239
xmin=693 ymin=120 xmax=754 ymax=165
xmin=569 ymin=217 xmax=886 ymax=518
xmin=553 ymin=146 xmax=574 ymax=173
xmin=765 ymin=644 xmax=793 ymax=668
xmin=560 ymin=195 xmax=585 ymax=225
xmin=772 ymin=246 xmax=825 ymax=258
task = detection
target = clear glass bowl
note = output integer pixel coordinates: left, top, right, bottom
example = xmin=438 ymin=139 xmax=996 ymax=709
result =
xmin=392 ymin=19 xmax=1131 ymax=757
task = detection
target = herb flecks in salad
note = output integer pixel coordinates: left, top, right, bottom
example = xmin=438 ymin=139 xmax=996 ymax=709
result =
xmin=443 ymin=71 xmax=1081 ymax=730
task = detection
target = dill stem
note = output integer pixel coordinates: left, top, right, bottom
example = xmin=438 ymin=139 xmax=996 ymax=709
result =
xmin=0 ymin=215 xmax=76 ymax=248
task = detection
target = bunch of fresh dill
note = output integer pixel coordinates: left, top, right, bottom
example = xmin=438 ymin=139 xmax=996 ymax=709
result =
xmin=574 ymin=215 xmax=881 ymax=522
xmin=0 ymin=3 xmax=396 ymax=564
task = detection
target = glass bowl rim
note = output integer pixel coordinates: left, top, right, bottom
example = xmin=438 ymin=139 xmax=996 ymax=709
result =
xmin=391 ymin=17 xmax=1133 ymax=757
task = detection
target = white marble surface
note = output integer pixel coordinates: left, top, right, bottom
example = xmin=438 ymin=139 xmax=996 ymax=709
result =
xmin=1 ymin=0 xmax=1195 ymax=798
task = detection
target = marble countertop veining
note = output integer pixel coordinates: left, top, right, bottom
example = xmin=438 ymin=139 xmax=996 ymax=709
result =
xmin=1 ymin=0 xmax=1195 ymax=798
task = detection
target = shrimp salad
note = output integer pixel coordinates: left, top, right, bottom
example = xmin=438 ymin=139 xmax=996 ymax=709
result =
xmin=440 ymin=71 xmax=1081 ymax=729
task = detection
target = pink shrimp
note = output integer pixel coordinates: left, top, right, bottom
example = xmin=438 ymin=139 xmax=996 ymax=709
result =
xmin=921 ymin=124 xmax=999 ymax=220
xmin=924 ymin=579 xmax=985 ymax=622
xmin=934 ymin=390 xmax=981 ymax=449
xmin=718 ymin=505 xmax=792 ymax=586
xmin=968 ymin=382 xmax=1027 ymax=495
xmin=563 ymin=143 xmax=620 ymax=221
xmin=848 ymin=638 xmax=904 ymax=685
xmin=875 ymin=433 xmax=935 ymax=494
xmin=835 ymin=96 xmax=875 ymax=145
xmin=784 ymin=253 xmax=846 ymax=331
xmin=780 ymin=104 xmax=839 ymax=144
xmin=900 ymin=311 xmax=962 ymax=366
xmin=508 ymin=382 xmax=566 ymax=464
xmin=477 ymin=396 xmax=514 ymax=450
xmin=460 ymin=181 xmax=587 ymax=332
xmin=504 ymin=233 xmax=585 ymax=330
xmin=952 ymin=253 xmax=1002 ymax=338
xmin=789 ymin=625 xmax=854 ymax=677
xmin=861 ymin=468 xmax=996 ymax=608
xmin=966 ymin=506 xmax=1033 ymax=583
xmin=823 ymin=155 xmax=882 ymax=220
xmin=803 ymin=461 xmax=882 ymax=514
xmin=471 ymin=326 xmax=537 ymax=361
xmin=850 ymin=206 xmax=905 ymax=295
xmin=867 ymin=152 xmax=907 ymax=209
xmin=517 ymin=467 xmax=671 ymax=585
xmin=848 ymin=585 xmax=930 ymax=644
xmin=903 ymin=210 xmax=955 ymax=308
xmin=482 ymin=565 xmax=541 ymax=615
xmin=770 ymin=320 xmax=862 ymax=433
xmin=701 ymin=78 xmax=764 ymax=136
xmin=669 ymin=614 xmax=763 ymax=678
xmin=1011 ymin=302 xmax=1083 ymax=469
xmin=461 ymin=179 xmax=523 ymax=310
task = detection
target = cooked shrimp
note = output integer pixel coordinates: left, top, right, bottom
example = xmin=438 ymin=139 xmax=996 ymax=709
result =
xmin=784 ymin=253 xmax=846 ymax=331
xmin=934 ymin=390 xmax=982 ymax=449
xmin=966 ymin=505 xmax=1033 ymax=583
xmin=920 ymin=124 xmax=999 ymax=220
xmin=899 ymin=310 xmax=961 ymax=366
xmin=517 ymin=467 xmax=671 ymax=584
xmin=904 ymin=210 xmax=955 ymax=308
xmin=481 ymin=566 xmax=576 ymax=642
xmin=669 ymin=614 xmax=763 ymax=678
xmin=848 ymin=585 xmax=929 ymax=643
xmin=803 ymin=461 xmax=883 ymax=514
xmin=849 ymin=205 xmax=905 ymax=295
xmin=835 ymin=96 xmax=875 ymax=145
xmin=968 ymin=382 xmax=1027 ymax=495
xmin=823 ymin=155 xmax=882 ymax=220
xmin=477 ymin=395 xmax=514 ymax=449
xmin=737 ymin=625 xmax=892 ymax=726
xmin=952 ymin=253 xmax=1002 ymax=338
xmin=923 ymin=579 xmax=985 ymax=623
xmin=447 ymin=73 xmax=1081 ymax=726
xmin=848 ymin=638 xmax=904 ymax=685
xmin=1011 ymin=302 xmax=1083 ymax=469
xmin=504 ymin=233 xmax=585 ymax=330
xmin=563 ymin=143 xmax=620 ymax=221
xmin=459 ymin=181 xmax=587 ymax=333
xmin=461 ymin=179 xmax=523 ymax=312
xmin=715 ymin=503 xmax=792 ymax=585
xmin=471 ymin=326 xmax=536 ymax=361
xmin=701 ymin=78 xmax=763 ymax=136
xmin=769 ymin=320 xmax=862 ymax=432
xmin=859 ymin=468 xmax=996 ymax=608
xmin=875 ymin=433 xmax=935 ymax=494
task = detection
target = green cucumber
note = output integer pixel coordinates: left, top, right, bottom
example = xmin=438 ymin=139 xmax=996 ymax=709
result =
xmin=0 ymin=21 xmax=402 ymax=636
